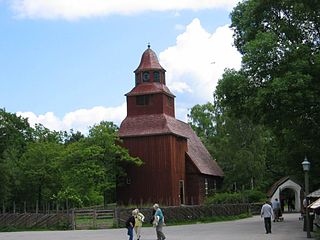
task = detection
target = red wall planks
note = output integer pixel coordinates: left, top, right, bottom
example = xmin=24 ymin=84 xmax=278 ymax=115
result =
xmin=117 ymin=134 xmax=187 ymax=206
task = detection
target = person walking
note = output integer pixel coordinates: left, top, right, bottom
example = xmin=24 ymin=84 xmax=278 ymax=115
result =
xmin=153 ymin=203 xmax=166 ymax=240
xmin=272 ymin=198 xmax=281 ymax=222
xmin=261 ymin=200 xmax=274 ymax=234
xmin=133 ymin=208 xmax=145 ymax=240
xmin=126 ymin=210 xmax=135 ymax=240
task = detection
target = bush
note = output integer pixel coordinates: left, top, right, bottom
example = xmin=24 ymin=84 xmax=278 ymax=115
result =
xmin=204 ymin=190 xmax=266 ymax=205
xmin=242 ymin=190 xmax=266 ymax=203
xmin=204 ymin=192 xmax=243 ymax=204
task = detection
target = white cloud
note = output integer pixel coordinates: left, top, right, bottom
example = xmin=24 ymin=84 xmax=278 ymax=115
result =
xmin=175 ymin=24 xmax=186 ymax=31
xmin=17 ymin=103 xmax=126 ymax=133
xmin=159 ymin=18 xmax=242 ymax=101
xmin=11 ymin=0 xmax=239 ymax=20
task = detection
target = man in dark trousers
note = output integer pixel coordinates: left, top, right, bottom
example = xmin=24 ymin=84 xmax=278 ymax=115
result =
xmin=261 ymin=200 xmax=274 ymax=234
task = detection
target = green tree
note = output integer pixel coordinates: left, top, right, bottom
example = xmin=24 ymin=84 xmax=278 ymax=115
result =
xmin=59 ymin=121 xmax=142 ymax=206
xmin=215 ymin=0 xmax=320 ymax=187
xmin=0 ymin=109 xmax=33 ymax=203
xmin=60 ymin=141 xmax=106 ymax=206
xmin=188 ymin=103 xmax=269 ymax=190
xmin=0 ymin=110 xmax=143 ymax=208
xmin=188 ymin=103 xmax=216 ymax=142
xmin=86 ymin=121 xmax=143 ymax=203
xmin=18 ymin=141 xmax=64 ymax=206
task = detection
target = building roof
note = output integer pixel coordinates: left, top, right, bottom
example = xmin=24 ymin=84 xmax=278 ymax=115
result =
xmin=126 ymin=82 xmax=175 ymax=97
xmin=267 ymin=176 xmax=290 ymax=197
xmin=184 ymin=123 xmax=224 ymax=177
xmin=308 ymin=189 xmax=320 ymax=198
xmin=119 ymin=114 xmax=224 ymax=177
xmin=134 ymin=46 xmax=165 ymax=72
xmin=309 ymin=197 xmax=320 ymax=209
xmin=267 ymin=176 xmax=302 ymax=198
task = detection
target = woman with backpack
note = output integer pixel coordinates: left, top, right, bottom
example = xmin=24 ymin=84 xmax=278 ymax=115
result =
xmin=126 ymin=210 xmax=135 ymax=240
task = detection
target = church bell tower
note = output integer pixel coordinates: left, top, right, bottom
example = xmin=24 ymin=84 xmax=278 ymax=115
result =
xmin=126 ymin=45 xmax=175 ymax=117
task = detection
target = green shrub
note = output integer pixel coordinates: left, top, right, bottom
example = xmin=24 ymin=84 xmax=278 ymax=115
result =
xmin=204 ymin=190 xmax=266 ymax=205
xmin=204 ymin=192 xmax=243 ymax=204
xmin=242 ymin=190 xmax=266 ymax=203
xmin=315 ymin=227 xmax=320 ymax=240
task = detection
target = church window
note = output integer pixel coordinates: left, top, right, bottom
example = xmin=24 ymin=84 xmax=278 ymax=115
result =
xmin=136 ymin=95 xmax=150 ymax=105
xmin=154 ymin=71 xmax=160 ymax=82
xmin=143 ymin=71 xmax=150 ymax=82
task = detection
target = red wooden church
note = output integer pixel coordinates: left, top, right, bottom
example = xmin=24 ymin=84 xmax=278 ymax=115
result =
xmin=117 ymin=46 xmax=223 ymax=206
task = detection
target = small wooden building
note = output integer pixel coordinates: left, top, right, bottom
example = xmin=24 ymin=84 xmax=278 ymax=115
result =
xmin=117 ymin=46 xmax=223 ymax=206
xmin=267 ymin=176 xmax=302 ymax=212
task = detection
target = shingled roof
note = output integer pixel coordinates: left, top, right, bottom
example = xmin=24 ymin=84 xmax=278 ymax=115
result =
xmin=134 ymin=46 xmax=165 ymax=72
xmin=125 ymin=82 xmax=174 ymax=97
xmin=119 ymin=114 xmax=224 ymax=177
xmin=308 ymin=189 xmax=320 ymax=198
xmin=267 ymin=176 xmax=302 ymax=198
xmin=267 ymin=176 xmax=290 ymax=198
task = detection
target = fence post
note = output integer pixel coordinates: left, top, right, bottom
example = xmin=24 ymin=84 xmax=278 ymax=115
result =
xmin=2 ymin=201 xmax=5 ymax=214
xmin=66 ymin=199 xmax=69 ymax=215
xmin=71 ymin=209 xmax=76 ymax=230
xmin=114 ymin=208 xmax=120 ymax=228
xmin=24 ymin=201 xmax=27 ymax=213
xmin=36 ymin=200 xmax=39 ymax=214
xmin=13 ymin=201 xmax=16 ymax=214
xmin=93 ymin=209 xmax=97 ymax=229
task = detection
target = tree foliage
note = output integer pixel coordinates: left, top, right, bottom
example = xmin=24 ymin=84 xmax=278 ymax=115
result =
xmin=0 ymin=109 xmax=142 ymax=209
xmin=0 ymin=109 xmax=33 ymax=202
xmin=214 ymin=0 xmax=320 ymax=189
xmin=188 ymin=103 xmax=269 ymax=190
xmin=189 ymin=0 xmax=320 ymax=191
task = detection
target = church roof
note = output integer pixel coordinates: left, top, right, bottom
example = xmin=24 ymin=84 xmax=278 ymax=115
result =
xmin=134 ymin=46 xmax=165 ymax=72
xmin=125 ymin=82 xmax=175 ymax=97
xmin=119 ymin=114 xmax=224 ymax=177
xmin=185 ymin=125 xmax=223 ymax=177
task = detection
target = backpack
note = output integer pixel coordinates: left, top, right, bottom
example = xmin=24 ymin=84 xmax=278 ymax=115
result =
xmin=125 ymin=217 xmax=131 ymax=228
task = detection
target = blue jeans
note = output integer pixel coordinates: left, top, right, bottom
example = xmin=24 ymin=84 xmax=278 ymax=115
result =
xmin=127 ymin=227 xmax=133 ymax=240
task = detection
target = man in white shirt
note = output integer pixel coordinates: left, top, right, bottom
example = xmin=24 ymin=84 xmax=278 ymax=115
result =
xmin=261 ymin=200 xmax=274 ymax=234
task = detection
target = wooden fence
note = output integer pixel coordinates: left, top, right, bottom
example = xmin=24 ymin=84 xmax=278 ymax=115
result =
xmin=0 ymin=203 xmax=262 ymax=230
xmin=117 ymin=203 xmax=253 ymax=227
xmin=0 ymin=213 xmax=69 ymax=229
xmin=71 ymin=209 xmax=116 ymax=230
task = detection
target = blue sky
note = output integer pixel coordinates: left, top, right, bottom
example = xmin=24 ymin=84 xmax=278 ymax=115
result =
xmin=0 ymin=0 xmax=241 ymax=132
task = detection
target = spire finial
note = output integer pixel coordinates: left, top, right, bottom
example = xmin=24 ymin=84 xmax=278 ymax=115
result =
xmin=147 ymin=42 xmax=151 ymax=49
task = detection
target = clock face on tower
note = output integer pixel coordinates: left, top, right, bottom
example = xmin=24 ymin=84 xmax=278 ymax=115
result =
xmin=143 ymin=71 xmax=150 ymax=82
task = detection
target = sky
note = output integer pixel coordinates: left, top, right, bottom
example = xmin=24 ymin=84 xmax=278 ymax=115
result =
xmin=0 ymin=0 xmax=242 ymax=133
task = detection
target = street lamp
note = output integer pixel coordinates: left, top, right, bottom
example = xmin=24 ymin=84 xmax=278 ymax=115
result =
xmin=302 ymin=156 xmax=311 ymax=238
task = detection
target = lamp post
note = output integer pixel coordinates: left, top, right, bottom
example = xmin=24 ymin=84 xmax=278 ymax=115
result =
xmin=302 ymin=156 xmax=311 ymax=238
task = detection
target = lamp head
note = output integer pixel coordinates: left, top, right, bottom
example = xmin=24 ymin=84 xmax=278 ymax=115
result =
xmin=302 ymin=156 xmax=311 ymax=172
